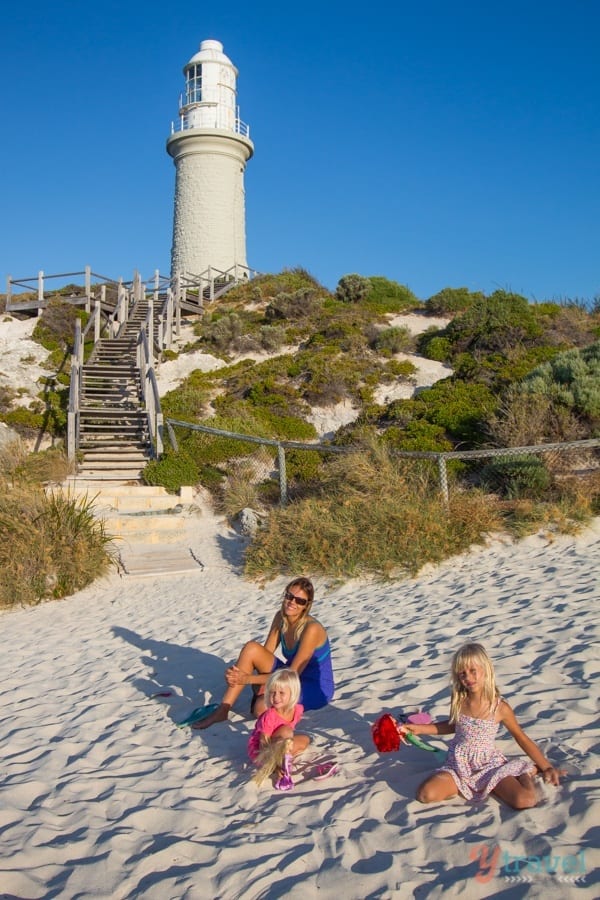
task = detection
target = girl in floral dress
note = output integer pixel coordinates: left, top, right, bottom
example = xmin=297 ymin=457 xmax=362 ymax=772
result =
xmin=400 ymin=643 xmax=562 ymax=809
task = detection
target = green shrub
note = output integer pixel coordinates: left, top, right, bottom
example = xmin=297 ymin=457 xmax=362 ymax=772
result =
xmin=284 ymin=447 xmax=325 ymax=485
xmin=161 ymin=375 xmax=214 ymax=420
xmin=479 ymin=454 xmax=552 ymax=499
xmin=369 ymin=325 xmax=413 ymax=355
xmin=425 ymin=287 xmax=483 ymax=316
xmin=32 ymin=298 xmax=88 ymax=354
xmin=417 ymin=380 xmax=497 ymax=444
xmin=222 ymin=268 xmax=328 ymax=306
xmin=201 ymin=312 xmax=243 ymax=352
xmin=143 ymin=450 xmax=200 ymax=492
xmin=445 ymin=291 xmax=542 ymax=355
xmin=520 ymin=341 xmax=600 ymax=422
xmin=383 ymin=358 xmax=418 ymax=378
xmin=335 ymin=274 xmax=371 ymax=304
xmin=265 ymin=288 xmax=323 ymax=321
xmin=382 ymin=420 xmax=453 ymax=452
xmin=364 ymin=277 xmax=420 ymax=313
xmin=2 ymin=406 xmax=45 ymax=434
xmin=420 ymin=335 xmax=452 ymax=362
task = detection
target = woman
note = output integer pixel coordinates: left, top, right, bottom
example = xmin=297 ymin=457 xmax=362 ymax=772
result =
xmin=194 ymin=576 xmax=334 ymax=730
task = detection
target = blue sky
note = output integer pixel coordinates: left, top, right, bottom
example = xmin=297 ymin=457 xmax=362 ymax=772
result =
xmin=2 ymin=0 xmax=598 ymax=302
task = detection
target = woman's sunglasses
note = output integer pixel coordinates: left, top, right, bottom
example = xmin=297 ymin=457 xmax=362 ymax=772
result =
xmin=284 ymin=589 xmax=309 ymax=607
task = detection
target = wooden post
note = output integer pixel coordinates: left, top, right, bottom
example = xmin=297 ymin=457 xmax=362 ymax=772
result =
xmin=85 ymin=265 xmax=91 ymax=312
xmin=37 ymin=270 xmax=44 ymax=315
xmin=94 ymin=299 xmax=101 ymax=342
xmin=278 ymin=444 xmax=288 ymax=505
xmin=438 ymin=456 xmax=449 ymax=507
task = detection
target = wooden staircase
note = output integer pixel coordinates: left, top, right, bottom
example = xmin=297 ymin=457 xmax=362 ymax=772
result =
xmin=77 ymin=299 xmax=154 ymax=480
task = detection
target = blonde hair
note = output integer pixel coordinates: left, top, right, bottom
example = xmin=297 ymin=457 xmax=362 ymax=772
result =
xmin=252 ymin=737 xmax=293 ymax=788
xmin=280 ymin=576 xmax=314 ymax=642
xmin=449 ymin=643 xmax=499 ymax=723
xmin=265 ymin=668 xmax=301 ymax=716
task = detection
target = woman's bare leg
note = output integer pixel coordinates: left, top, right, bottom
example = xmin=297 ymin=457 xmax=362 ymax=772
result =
xmin=415 ymin=771 xmax=459 ymax=803
xmin=194 ymin=640 xmax=275 ymax=730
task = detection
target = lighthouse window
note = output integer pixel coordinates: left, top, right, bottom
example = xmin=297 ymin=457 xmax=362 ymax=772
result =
xmin=186 ymin=64 xmax=203 ymax=104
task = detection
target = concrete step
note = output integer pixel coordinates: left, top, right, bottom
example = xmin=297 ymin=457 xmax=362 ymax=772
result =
xmin=107 ymin=512 xmax=186 ymax=538
xmin=117 ymin=544 xmax=205 ymax=576
xmin=61 ymin=483 xmax=194 ymax=513
xmin=70 ymin=470 xmax=146 ymax=482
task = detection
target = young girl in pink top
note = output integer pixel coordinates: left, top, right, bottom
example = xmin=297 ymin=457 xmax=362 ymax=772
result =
xmin=248 ymin=669 xmax=310 ymax=791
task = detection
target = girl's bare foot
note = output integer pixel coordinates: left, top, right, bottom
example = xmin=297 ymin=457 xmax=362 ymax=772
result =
xmin=192 ymin=703 xmax=230 ymax=730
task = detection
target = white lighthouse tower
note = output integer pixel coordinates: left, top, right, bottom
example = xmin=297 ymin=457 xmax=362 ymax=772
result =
xmin=167 ymin=39 xmax=254 ymax=278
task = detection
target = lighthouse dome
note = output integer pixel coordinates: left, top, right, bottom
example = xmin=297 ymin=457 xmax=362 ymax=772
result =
xmin=185 ymin=39 xmax=237 ymax=74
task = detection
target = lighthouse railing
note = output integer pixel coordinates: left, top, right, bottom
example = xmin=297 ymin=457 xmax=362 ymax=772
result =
xmin=171 ymin=115 xmax=250 ymax=138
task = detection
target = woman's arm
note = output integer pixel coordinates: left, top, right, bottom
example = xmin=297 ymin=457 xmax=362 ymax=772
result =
xmin=263 ymin=612 xmax=282 ymax=654
xmin=499 ymin=701 xmax=561 ymax=785
xmin=225 ymin=613 xmax=282 ymax=687
xmin=286 ymin=621 xmax=326 ymax=676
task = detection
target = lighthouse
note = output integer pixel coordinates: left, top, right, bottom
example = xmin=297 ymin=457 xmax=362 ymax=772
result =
xmin=167 ymin=39 xmax=254 ymax=278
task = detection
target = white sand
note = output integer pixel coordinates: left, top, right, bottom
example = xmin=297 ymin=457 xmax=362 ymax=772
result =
xmin=1 ymin=514 xmax=598 ymax=898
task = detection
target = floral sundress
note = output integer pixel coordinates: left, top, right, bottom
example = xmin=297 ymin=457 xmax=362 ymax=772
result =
xmin=439 ymin=699 xmax=534 ymax=801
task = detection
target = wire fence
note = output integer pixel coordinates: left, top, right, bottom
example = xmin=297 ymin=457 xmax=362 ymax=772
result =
xmin=165 ymin=418 xmax=600 ymax=507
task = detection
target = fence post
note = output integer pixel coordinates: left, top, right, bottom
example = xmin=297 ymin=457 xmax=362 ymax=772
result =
xmin=37 ymin=270 xmax=44 ymax=315
xmin=277 ymin=444 xmax=288 ymax=505
xmin=156 ymin=412 xmax=164 ymax=457
xmin=94 ymin=299 xmax=101 ymax=342
xmin=438 ymin=455 xmax=449 ymax=507
xmin=85 ymin=265 xmax=91 ymax=312
xmin=167 ymin=421 xmax=179 ymax=452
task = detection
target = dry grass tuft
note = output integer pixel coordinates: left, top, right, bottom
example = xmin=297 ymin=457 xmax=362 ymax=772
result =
xmin=0 ymin=442 xmax=116 ymax=607
xmin=245 ymin=444 xmax=502 ymax=580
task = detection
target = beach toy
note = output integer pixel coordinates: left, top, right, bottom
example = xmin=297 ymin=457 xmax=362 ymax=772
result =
xmin=405 ymin=711 xmax=432 ymax=726
xmin=372 ymin=713 xmax=446 ymax=759
xmin=275 ymin=752 xmax=294 ymax=792
xmin=314 ymin=760 xmax=339 ymax=781
xmin=253 ymin=737 xmax=294 ymax=789
xmin=176 ymin=702 xmax=220 ymax=728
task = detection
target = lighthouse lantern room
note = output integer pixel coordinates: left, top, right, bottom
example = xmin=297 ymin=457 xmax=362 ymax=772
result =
xmin=167 ymin=39 xmax=254 ymax=279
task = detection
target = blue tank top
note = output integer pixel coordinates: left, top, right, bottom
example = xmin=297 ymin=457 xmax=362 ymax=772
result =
xmin=279 ymin=620 xmax=335 ymax=710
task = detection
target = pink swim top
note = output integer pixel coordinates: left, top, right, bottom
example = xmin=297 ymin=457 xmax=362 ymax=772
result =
xmin=248 ymin=704 xmax=304 ymax=762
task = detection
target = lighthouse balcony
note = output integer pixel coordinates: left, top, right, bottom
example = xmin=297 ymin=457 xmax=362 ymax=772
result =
xmin=171 ymin=114 xmax=250 ymax=138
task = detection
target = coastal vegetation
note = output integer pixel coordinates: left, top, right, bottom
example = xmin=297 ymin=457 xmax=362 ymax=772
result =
xmin=155 ymin=270 xmax=599 ymax=578
xmin=0 ymin=441 xmax=115 ymax=607
xmin=2 ymin=268 xmax=599 ymax=593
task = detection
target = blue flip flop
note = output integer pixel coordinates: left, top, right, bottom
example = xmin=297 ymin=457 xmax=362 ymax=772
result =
xmin=176 ymin=702 xmax=220 ymax=728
